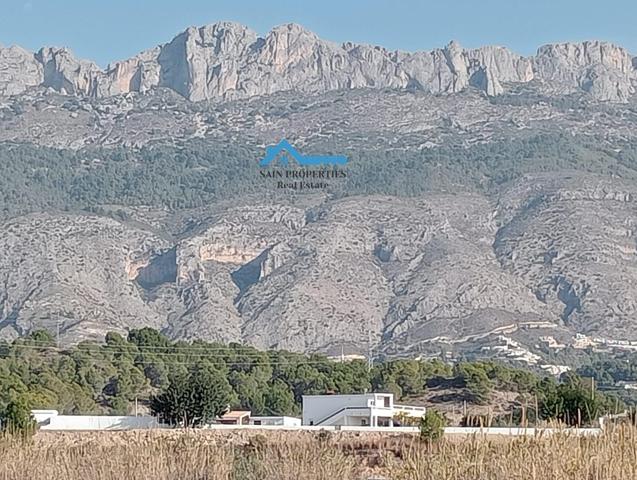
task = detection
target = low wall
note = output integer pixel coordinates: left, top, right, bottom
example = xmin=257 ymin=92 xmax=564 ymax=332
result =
xmin=34 ymin=414 xmax=602 ymax=436
xmin=198 ymin=425 xmax=601 ymax=436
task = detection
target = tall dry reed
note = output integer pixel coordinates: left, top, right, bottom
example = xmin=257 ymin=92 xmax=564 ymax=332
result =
xmin=1 ymin=427 xmax=636 ymax=480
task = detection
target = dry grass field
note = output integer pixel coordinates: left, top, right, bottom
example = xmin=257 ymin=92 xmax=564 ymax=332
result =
xmin=1 ymin=427 xmax=637 ymax=480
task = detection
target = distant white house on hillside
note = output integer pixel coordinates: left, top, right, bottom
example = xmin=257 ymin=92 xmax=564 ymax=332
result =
xmin=302 ymin=393 xmax=425 ymax=427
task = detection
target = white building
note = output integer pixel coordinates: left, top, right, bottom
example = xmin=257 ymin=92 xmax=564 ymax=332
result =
xmin=217 ymin=410 xmax=301 ymax=426
xmin=31 ymin=410 xmax=163 ymax=431
xmin=250 ymin=416 xmax=302 ymax=426
xmin=302 ymin=393 xmax=425 ymax=427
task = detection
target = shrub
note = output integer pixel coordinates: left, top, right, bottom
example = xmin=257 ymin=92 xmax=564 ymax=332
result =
xmin=0 ymin=399 xmax=36 ymax=439
xmin=419 ymin=409 xmax=446 ymax=442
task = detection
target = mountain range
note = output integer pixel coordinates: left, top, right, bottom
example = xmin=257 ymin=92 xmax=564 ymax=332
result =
xmin=1 ymin=22 xmax=636 ymax=102
xmin=2 ymin=23 xmax=637 ymax=367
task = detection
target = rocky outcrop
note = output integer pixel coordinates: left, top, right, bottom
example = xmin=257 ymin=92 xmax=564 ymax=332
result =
xmin=133 ymin=247 xmax=178 ymax=289
xmin=36 ymin=47 xmax=103 ymax=96
xmin=103 ymin=48 xmax=161 ymax=96
xmin=0 ymin=45 xmax=42 ymax=96
xmin=494 ymin=174 xmax=637 ymax=337
xmin=578 ymin=63 xmax=634 ymax=102
xmin=469 ymin=66 xmax=504 ymax=96
xmin=533 ymin=41 xmax=636 ymax=101
xmin=467 ymin=45 xmax=534 ymax=83
xmin=0 ymin=214 xmax=170 ymax=344
xmin=1 ymin=23 xmax=635 ymax=101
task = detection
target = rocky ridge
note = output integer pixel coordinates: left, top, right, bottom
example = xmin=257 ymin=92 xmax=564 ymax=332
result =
xmin=3 ymin=86 xmax=637 ymax=151
xmin=0 ymin=22 xmax=635 ymax=102
xmin=2 ymin=173 xmax=637 ymax=359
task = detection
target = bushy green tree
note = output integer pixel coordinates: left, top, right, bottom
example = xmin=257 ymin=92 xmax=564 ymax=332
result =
xmin=28 ymin=330 xmax=55 ymax=346
xmin=263 ymin=381 xmax=298 ymax=416
xmin=0 ymin=398 xmax=36 ymax=438
xmin=420 ymin=409 xmax=446 ymax=442
xmin=331 ymin=360 xmax=371 ymax=394
xmin=371 ymin=364 xmax=403 ymax=399
xmin=150 ymin=366 xmax=236 ymax=427
xmin=229 ymin=371 xmax=266 ymax=414
xmin=149 ymin=373 xmax=191 ymax=426
xmin=454 ymin=363 xmax=492 ymax=404
xmin=128 ymin=328 xmax=170 ymax=349
xmin=537 ymin=375 xmax=617 ymax=426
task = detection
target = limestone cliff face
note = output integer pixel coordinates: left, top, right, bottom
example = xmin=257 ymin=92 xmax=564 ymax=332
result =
xmin=35 ymin=47 xmax=103 ymax=96
xmin=124 ymin=26 xmax=533 ymax=100
xmin=0 ymin=45 xmax=43 ymax=96
xmin=533 ymin=41 xmax=636 ymax=101
xmin=103 ymin=48 xmax=161 ymax=96
xmin=1 ymin=23 xmax=635 ymax=102
xmin=0 ymin=214 xmax=170 ymax=344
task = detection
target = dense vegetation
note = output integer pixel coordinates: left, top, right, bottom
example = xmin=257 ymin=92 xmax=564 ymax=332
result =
xmin=1 ymin=134 xmax=635 ymax=217
xmin=0 ymin=398 xmax=36 ymax=438
xmin=576 ymin=353 xmax=637 ymax=386
xmin=0 ymin=328 xmax=623 ymax=427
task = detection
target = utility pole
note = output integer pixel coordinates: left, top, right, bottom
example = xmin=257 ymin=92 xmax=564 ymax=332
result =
xmin=367 ymin=330 xmax=373 ymax=372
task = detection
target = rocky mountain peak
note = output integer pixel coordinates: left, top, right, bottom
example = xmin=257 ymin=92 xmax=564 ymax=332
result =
xmin=269 ymin=22 xmax=318 ymax=38
xmin=444 ymin=40 xmax=463 ymax=53
xmin=533 ymin=40 xmax=636 ymax=100
xmin=188 ymin=21 xmax=259 ymax=52
xmin=260 ymin=23 xmax=323 ymax=69
xmin=536 ymin=40 xmax=634 ymax=74
xmin=0 ymin=44 xmax=43 ymax=96
xmin=36 ymin=47 xmax=102 ymax=96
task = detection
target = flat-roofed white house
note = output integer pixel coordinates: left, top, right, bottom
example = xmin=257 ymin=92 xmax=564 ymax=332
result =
xmin=250 ymin=416 xmax=302 ymax=426
xmin=30 ymin=410 xmax=162 ymax=431
xmin=302 ymin=393 xmax=425 ymax=427
xmin=217 ymin=411 xmax=301 ymax=427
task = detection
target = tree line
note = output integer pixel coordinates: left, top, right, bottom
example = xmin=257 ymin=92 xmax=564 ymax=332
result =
xmin=0 ymin=328 xmax=625 ymax=429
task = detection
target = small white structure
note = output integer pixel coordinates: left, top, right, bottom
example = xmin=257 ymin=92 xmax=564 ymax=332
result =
xmin=217 ymin=410 xmax=251 ymax=425
xmin=216 ymin=410 xmax=301 ymax=427
xmin=31 ymin=410 xmax=162 ymax=431
xmin=617 ymin=381 xmax=637 ymax=390
xmin=302 ymin=393 xmax=425 ymax=427
xmin=250 ymin=416 xmax=302 ymax=426
xmin=31 ymin=410 xmax=60 ymax=424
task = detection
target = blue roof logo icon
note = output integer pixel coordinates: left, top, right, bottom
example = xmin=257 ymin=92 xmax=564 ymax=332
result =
xmin=259 ymin=139 xmax=348 ymax=167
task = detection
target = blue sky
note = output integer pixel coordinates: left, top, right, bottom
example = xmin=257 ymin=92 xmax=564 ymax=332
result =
xmin=2 ymin=0 xmax=636 ymax=67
